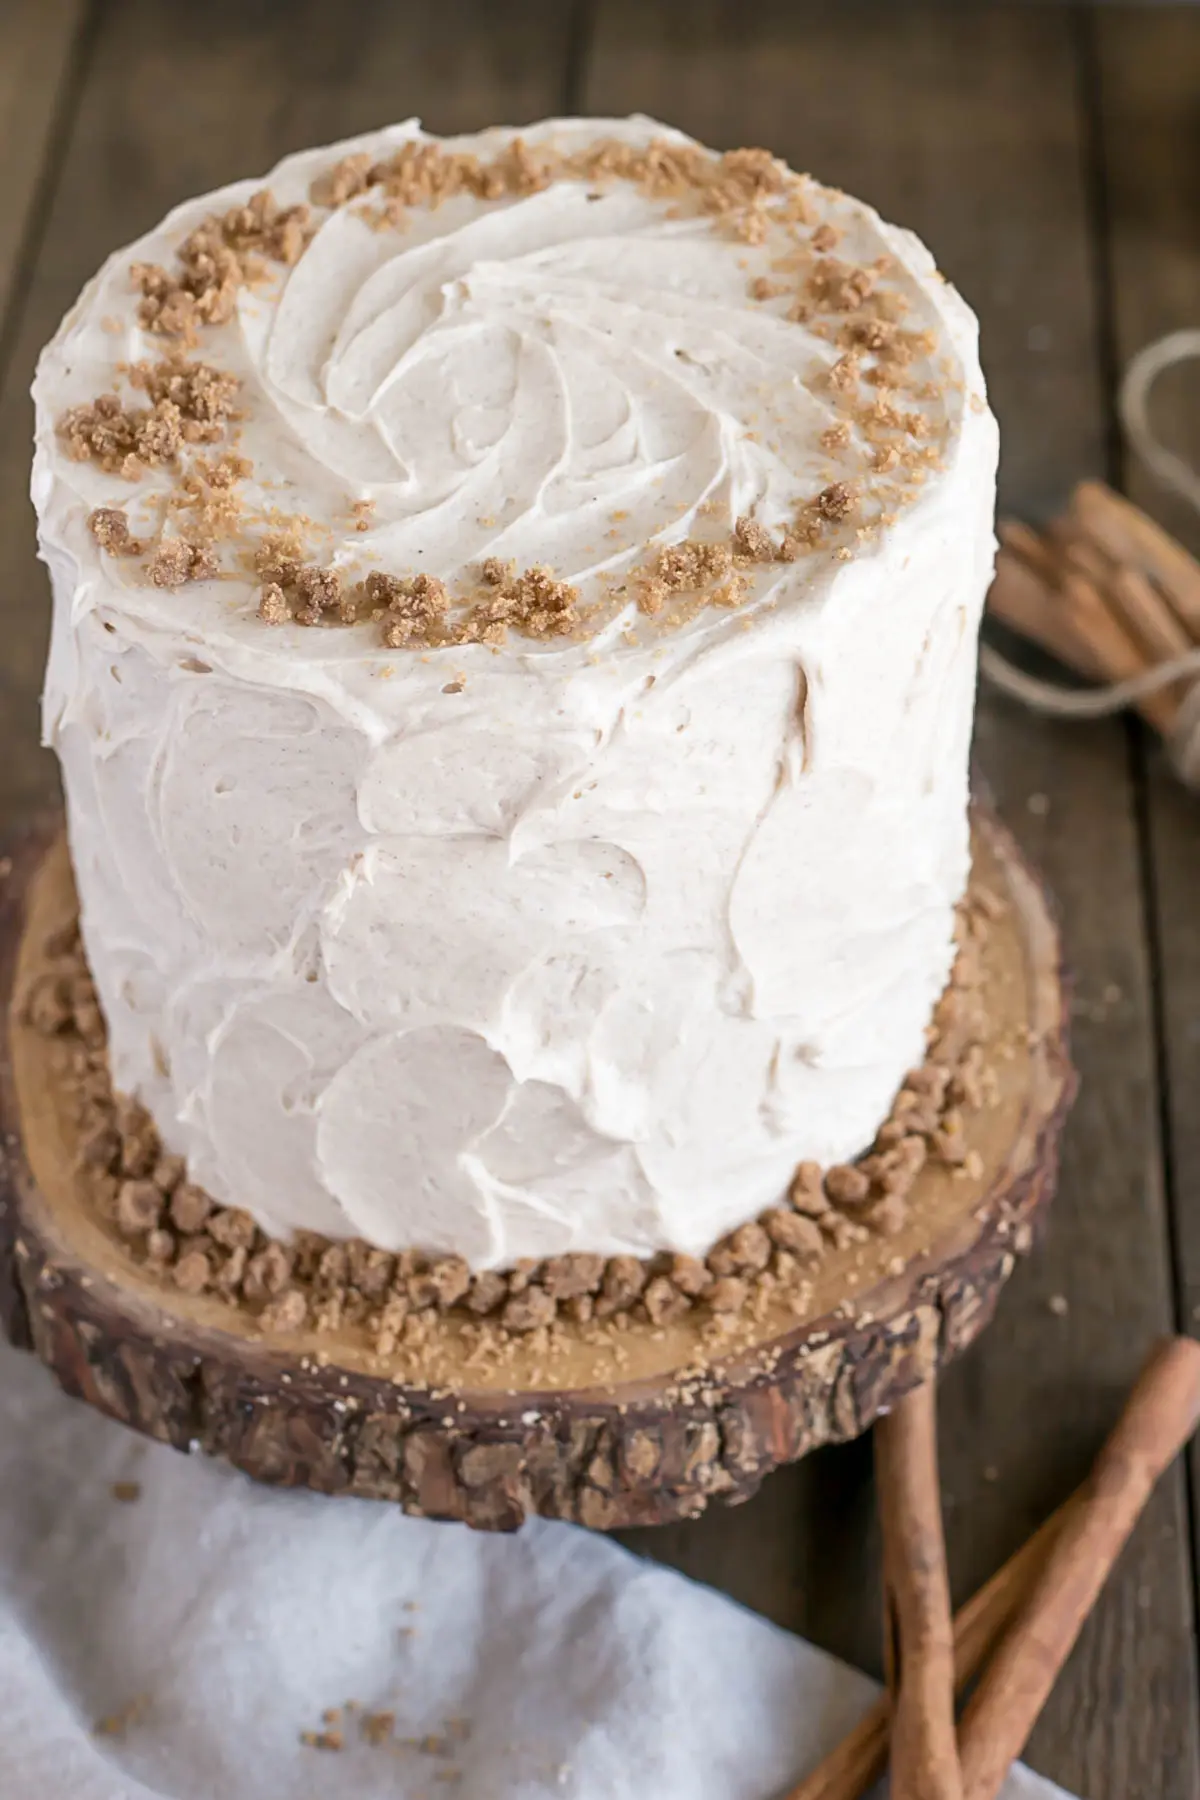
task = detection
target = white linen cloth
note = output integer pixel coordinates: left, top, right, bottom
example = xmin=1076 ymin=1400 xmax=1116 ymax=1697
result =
xmin=0 ymin=1340 xmax=1074 ymax=1800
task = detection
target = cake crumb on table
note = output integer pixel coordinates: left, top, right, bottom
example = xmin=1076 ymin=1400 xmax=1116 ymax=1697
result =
xmin=300 ymin=1729 xmax=345 ymax=1751
xmin=93 ymin=1696 xmax=149 ymax=1739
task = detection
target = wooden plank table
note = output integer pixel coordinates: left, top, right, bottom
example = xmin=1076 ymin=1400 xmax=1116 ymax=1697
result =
xmin=0 ymin=4 xmax=1197 ymax=1791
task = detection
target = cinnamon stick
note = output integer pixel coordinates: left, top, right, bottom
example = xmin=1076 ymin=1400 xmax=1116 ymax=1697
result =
xmin=958 ymin=1336 xmax=1200 ymax=1800
xmin=988 ymin=496 xmax=1200 ymax=739
xmin=988 ymin=543 xmax=1180 ymax=734
xmin=1057 ymin=571 xmax=1180 ymax=735
xmin=986 ymin=550 xmax=1102 ymax=678
xmin=1042 ymin=516 xmax=1113 ymax=588
xmin=1108 ymin=565 xmax=1194 ymax=672
xmin=784 ymin=1503 xmax=1071 ymax=1800
xmin=875 ymin=1382 xmax=962 ymax=1799
xmin=1071 ymin=480 xmax=1200 ymax=641
xmin=1046 ymin=520 xmax=1194 ymax=674
xmin=997 ymin=520 xmax=1065 ymax=588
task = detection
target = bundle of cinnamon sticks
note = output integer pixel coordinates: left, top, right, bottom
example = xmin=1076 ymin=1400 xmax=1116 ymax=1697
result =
xmin=787 ymin=1335 xmax=1200 ymax=1800
xmin=986 ymin=480 xmax=1200 ymax=741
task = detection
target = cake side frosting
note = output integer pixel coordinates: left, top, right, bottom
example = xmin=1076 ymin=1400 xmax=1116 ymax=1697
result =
xmin=32 ymin=116 xmax=998 ymax=1265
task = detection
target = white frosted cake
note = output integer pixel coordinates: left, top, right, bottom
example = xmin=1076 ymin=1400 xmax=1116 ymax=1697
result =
xmin=31 ymin=116 xmax=998 ymax=1276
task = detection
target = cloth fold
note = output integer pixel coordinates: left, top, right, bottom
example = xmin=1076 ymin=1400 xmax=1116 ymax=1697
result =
xmin=0 ymin=1342 xmax=1073 ymax=1800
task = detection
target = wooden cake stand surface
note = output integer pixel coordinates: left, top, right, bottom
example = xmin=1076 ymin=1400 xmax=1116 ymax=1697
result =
xmin=0 ymin=810 xmax=1073 ymax=1531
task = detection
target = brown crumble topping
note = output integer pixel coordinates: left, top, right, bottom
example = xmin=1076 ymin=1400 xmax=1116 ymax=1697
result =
xmin=60 ymin=135 xmax=949 ymax=646
xmin=134 ymin=190 xmax=311 ymax=341
xmin=258 ymin=581 xmax=289 ymax=625
xmin=371 ymin=570 xmax=450 ymax=647
xmin=812 ymin=481 xmax=858 ymax=523
xmin=253 ymin=534 xmax=355 ymax=626
xmin=311 ymin=152 xmax=375 ymax=208
xmin=258 ymin=555 xmax=582 ymax=649
xmin=826 ymin=351 xmax=861 ymax=392
xmin=732 ymin=514 xmax=776 ymax=560
xmin=294 ymin=564 xmax=346 ymax=626
xmin=253 ymin=530 xmax=305 ymax=586
xmin=808 ymin=256 xmax=878 ymax=312
xmin=712 ymin=574 xmax=748 ymax=607
xmin=163 ymin=453 xmax=251 ymax=561
xmin=61 ymin=357 xmax=239 ymax=477
xmin=127 ymin=354 xmax=240 ymax=428
xmin=844 ymin=316 xmax=897 ymax=355
xmin=148 ymin=538 xmax=219 ymax=588
xmin=634 ymin=537 xmax=736 ymax=616
xmin=465 ymin=564 xmax=579 ymax=644
xmin=88 ymin=508 xmax=143 ymax=556
xmin=23 ymin=889 xmax=995 ymax=1344
xmin=481 ymin=555 xmax=513 ymax=587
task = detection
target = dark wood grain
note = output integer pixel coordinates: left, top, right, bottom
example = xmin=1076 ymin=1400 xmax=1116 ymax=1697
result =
xmin=0 ymin=0 xmax=576 ymax=826
xmin=0 ymin=0 xmax=88 ymax=333
xmin=0 ymin=0 xmax=90 ymax=810
xmin=584 ymin=6 xmax=1196 ymax=1793
xmin=1094 ymin=0 xmax=1200 ymax=1686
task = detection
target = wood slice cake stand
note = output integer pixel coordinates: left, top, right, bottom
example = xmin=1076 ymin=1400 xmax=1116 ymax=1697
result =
xmin=0 ymin=808 xmax=1074 ymax=1532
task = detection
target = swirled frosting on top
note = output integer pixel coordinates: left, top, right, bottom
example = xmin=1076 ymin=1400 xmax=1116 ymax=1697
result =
xmin=33 ymin=117 xmax=998 ymax=1266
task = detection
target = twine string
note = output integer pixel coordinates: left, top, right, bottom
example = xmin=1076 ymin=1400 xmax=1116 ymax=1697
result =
xmin=1122 ymin=329 xmax=1200 ymax=517
xmin=981 ymin=329 xmax=1200 ymax=787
